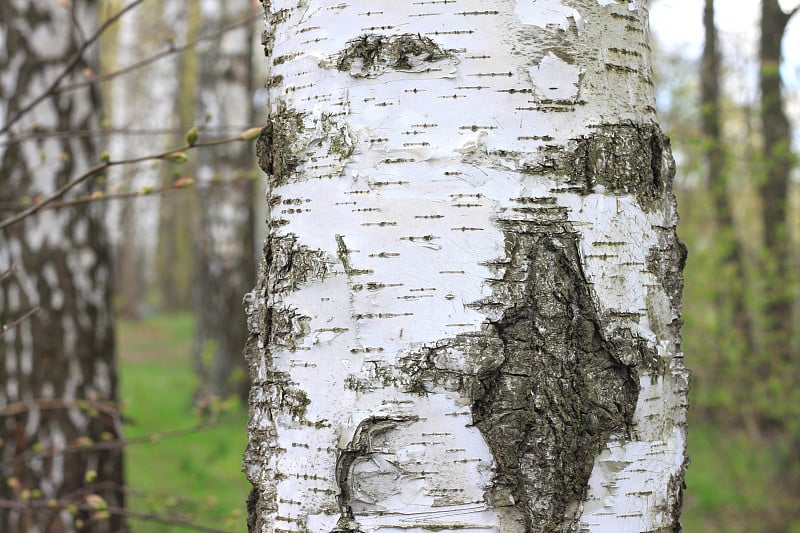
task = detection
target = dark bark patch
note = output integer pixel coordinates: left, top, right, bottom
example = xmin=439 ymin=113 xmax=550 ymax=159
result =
xmin=256 ymin=103 xmax=306 ymax=186
xmin=246 ymin=487 xmax=260 ymax=532
xmin=257 ymin=104 xmax=354 ymax=186
xmin=646 ymin=228 xmax=687 ymax=318
xmin=568 ymin=123 xmax=674 ymax=211
xmin=265 ymin=233 xmax=329 ymax=296
xmin=335 ymin=33 xmax=453 ymax=77
xmin=399 ymin=219 xmax=640 ymax=532
xmin=470 ymin=221 xmax=639 ymax=532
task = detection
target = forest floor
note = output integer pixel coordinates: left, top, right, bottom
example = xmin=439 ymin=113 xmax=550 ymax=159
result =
xmin=118 ymin=313 xmax=249 ymax=533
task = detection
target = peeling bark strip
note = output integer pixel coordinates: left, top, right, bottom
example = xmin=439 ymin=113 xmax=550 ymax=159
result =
xmin=246 ymin=1 xmax=688 ymax=532
xmin=333 ymin=415 xmax=418 ymax=532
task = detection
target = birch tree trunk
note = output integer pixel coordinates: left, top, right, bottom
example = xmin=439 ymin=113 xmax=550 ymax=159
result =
xmin=192 ymin=0 xmax=257 ymax=404
xmin=245 ymin=1 xmax=689 ymax=532
xmin=156 ymin=0 xmax=199 ymax=313
xmin=0 ymin=2 xmax=124 ymax=531
xmin=758 ymin=0 xmax=800 ymax=518
xmin=107 ymin=0 xmax=190 ymax=317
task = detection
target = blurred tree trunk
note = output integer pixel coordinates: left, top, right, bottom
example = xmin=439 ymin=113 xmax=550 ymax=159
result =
xmin=191 ymin=1 xmax=257 ymax=404
xmin=107 ymin=0 xmax=186 ymax=318
xmin=759 ymin=0 xmax=796 ymax=371
xmin=700 ymin=1 xmax=755 ymax=378
xmin=155 ymin=0 xmax=200 ymax=313
xmin=107 ymin=0 xmax=147 ymax=319
xmin=245 ymin=1 xmax=689 ymax=531
xmin=759 ymin=2 xmax=800 ymax=527
xmin=0 ymin=2 xmax=125 ymax=532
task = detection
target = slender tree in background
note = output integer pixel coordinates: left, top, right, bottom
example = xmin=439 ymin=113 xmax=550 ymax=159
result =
xmin=245 ymin=1 xmax=688 ymax=531
xmin=759 ymin=0 xmax=797 ymax=373
xmin=759 ymin=0 xmax=800 ymax=522
xmin=0 ymin=1 xmax=125 ymax=531
xmin=701 ymin=0 xmax=755 ymax=366
xmin=107 ymin=0 xmax=190 ymax=317
xmin=192 ymin=0 xmax=258 ymax=404
xmin=156 ymin=0 xmax=200 ymax=313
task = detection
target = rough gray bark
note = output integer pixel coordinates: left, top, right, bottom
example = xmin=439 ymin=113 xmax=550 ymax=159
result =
xmin=192 ymin=0 xmax=258 ymax=403
xmin=245 ymin=1 xmax=688 ymax=532
xmin=0 ymin=2 xmax=125 ymax=532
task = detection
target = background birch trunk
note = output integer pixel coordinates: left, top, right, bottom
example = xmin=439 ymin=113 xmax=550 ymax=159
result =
xmin=0 ymin=2 xmax=124 ymax=531
xmin=192 ymin=0 xmax=258 ymax=404
xmin=245 ymin=1 xmax=689 ymax=531
xmin=107 ymin=0 xmax=192 ymax=317
xmin=156 ymin=0 xmax=199 ymax=314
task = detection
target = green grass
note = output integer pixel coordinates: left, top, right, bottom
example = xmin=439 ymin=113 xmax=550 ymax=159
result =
xmin=118 ymin=313 xmax=249 ymax=533
xmin=681 ymin=419 xmax=800 ymax=533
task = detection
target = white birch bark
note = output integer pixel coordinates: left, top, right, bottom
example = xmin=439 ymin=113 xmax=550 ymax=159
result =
xmin=245 ymin=1 xmax=688 ymax=532
xmin=107 ymin=0 xmax=188 ymax=316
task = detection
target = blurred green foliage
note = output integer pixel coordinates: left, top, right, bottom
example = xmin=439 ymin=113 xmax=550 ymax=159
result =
xmin=118 ymin=313 xmax=249 ymax=532
xmin=657 ymin=40 xmax=800 ymax=529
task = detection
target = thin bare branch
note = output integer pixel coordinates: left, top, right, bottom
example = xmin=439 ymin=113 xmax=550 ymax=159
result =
xmin=0 ymin=0 xmax=146 ymax=135
xmin=0 ymin=307 xmax=40 ymax=338
xmin=0 ymin=134 xmax=250 ymax=230
xmin=1 ymin=124 xmax=263 ymax=147
xmin=0 ymin=499 xmax=234 ymax=533
xmin=105 ymin=505 xmax=236 ymax=533
xmin=0 ymin=266 xmax=18 ymax=282
xmin=0 ymin=413 xmax=245 ymax=470
xmin=58 ymin=11 xmax=262 ymax=95
xmin=0 ymin=398 xmax=120 ymax=418
xmin=1 ymin=172 xmax=259 ymax=213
